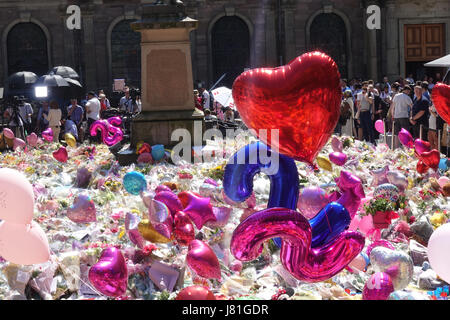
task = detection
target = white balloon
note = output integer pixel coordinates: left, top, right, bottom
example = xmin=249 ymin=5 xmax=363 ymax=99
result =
xmin=428 ymin=223 xmax=450 ymax=284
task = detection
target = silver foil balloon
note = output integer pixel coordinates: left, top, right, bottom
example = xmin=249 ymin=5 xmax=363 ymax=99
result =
xmin=387 ymin=171 xmax=408 ymax=192
xmin=371 ymin=166 xmax=389 ymax=187
xmin=370 ymin=246 xmax=413 ymax=290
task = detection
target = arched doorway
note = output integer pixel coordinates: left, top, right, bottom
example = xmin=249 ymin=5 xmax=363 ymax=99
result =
xmin=111 ymin=19 xmax=141 ymax=89
xmin=310 ymin=13 xmax=348 ymax=78
xmin=7 ymin=22 xmax=48 ymax=76
xmin=211 ymin=16 xmax=250 ymax=88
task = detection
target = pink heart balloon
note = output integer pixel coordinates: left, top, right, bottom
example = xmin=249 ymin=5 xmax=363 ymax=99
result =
xmin=178 ymin=191 xmax=217 ymax=229
xmin=414 ymin=139 xmax=431 ymax=155
xmin=3 ymin=128 xmax=14 ymax=139
xmin=173 ymin=211 xmax=195 ymax=246
xmin=125 ymin=212 xmax=145 ymax=249
xmin=26 ymin=133 xmax=38 ymax=147
xmin=0 ymin=221 xmax=50 ymax=265
xmin=148 ymin=199 xmax=170 ymax=225
xmin=398 ymin=128 xmax=413 ymax=148
xmin=331 ymin=136 xmax=343 ymax=152
xmin=137 ymin=152 xmax=153 ymax=164
xmin=154 ymin=191 xmax=183 ymax=216
xmin=88 ymin=247 xmax=128 ymax=297
xmin=186 ymin=240 xmax=221 ymax=280
xmin=0 ymin=168 xmax=34 ymax=224
xmin=53 ymin=146 xmax=68 ymax=163
xmin=155 ymin=185 xmax=172 ymax=194
xmin=297 ymin=187 xmax=330 ymax=220
xmin=66 ymin=194 xmax=97 ymax=223
xmin=13 ymin=138 xmax=26 ymax=151
xmin=42 ymin=128 xmax=53 ymax=142
xmin=205 ymin=207 xmax=232 ymax=228
xmin=329 ymin=152 xmax=347 ymax=166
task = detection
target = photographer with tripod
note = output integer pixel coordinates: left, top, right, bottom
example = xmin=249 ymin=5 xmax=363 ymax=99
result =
xmin=2 ymin=96 xmax=30 ymax=140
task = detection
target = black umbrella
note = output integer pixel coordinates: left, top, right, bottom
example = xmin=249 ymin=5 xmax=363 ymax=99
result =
xmin=7 ymin=71 xmax=38 ymax=89
xmin=35 ymin=74 xmax=70 ymax=87
xmin=63 ymin=77 xmax=84 ymax=100
xmin=50 ymin=66 xmax=79 ymax=80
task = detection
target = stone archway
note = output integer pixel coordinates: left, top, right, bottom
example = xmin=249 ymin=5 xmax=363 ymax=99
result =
xmin=5 ymin=22 xmax=50 ymax=76
xmin=107 ymin=17 xmax=141 ymax=89
xmin=208 ymin=11 xmax=254 ymax=89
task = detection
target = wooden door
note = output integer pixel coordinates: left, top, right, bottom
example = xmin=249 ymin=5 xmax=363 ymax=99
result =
xmin=405 ymin=24 xmax=445 ymax=62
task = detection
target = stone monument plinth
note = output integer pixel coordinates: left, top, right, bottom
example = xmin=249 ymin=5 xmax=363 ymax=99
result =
xmin=117 ymin=3 xmax=203 ymax=165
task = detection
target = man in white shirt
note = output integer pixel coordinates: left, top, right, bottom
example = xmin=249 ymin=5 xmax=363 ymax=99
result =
xmin=391 ymin=85 xmax=413 ymax=146
xmin=199 ymin=86 xmax=211 ymax=110
xmin=85 ymin=91 xmax=101 ymax=143
xmin=18 ymin=101 xmax=33 ymax=135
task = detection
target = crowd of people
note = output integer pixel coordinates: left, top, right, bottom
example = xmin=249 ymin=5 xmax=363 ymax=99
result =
xmin=194 ymin=85 xmax=239 ymax=124
xmin=335 ymin=73 xmax=448 ymax=153
xmin=1 ymin=86 xmax=142 ymax=144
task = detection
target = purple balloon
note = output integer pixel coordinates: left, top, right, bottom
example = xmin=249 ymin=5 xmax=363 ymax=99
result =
xmin=297 ymin=187 xmax=330 ymax=219
xmin=331 ymin=136 xmax=343 ymax=152
xmin=363 ymin=272 xmax=395 ymax=300
xmin=154 ymin=191 xmax=183 ymax=216
xmin=335 ymin=171 xmax=365 ymax=219
xmin=230 ymin=207 xmax=365 ymax=282
xmin=66 ymin=194 xmax=96 ymax=223
xmin=88 ymin=247 xmax=128 ymax=297
xmin=329 ymin=152 xmax=347 ymax=166
xmin=125 ymin=212 xmax=145 ymax=249
xmin=371 ymin=165 xmax=390 ymax=187
xmin=398 ymin=128 xmax=414 ymax=149
xmin=386 ymin=171 xmax=408 ymax=192
xmin=414 ymin=139 xmax=431 ymax=155
xmin=205 ymin=207 xmax=232 ymax=228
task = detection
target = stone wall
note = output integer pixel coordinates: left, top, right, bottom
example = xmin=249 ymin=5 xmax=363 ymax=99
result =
xmin=0 ymin=0 xmax=448 ymax=93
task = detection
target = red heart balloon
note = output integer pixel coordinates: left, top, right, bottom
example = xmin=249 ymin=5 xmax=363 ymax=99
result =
xmin=416 ymin=160 xmax=428 ymax=175
xmin=173 ymin=211 xmax=195 ymax=246
xmin=232 ymin=51 xmax=342 ymax=165
xmin=53 ymin=146 xmax=68 ymax=163
xmin=176 ymin=285 xmax=216 ymax=300
xmin=433 ymin=83 xmax=450 ymax=124
xmin=419 ymin=149 xmax=440 ymax=170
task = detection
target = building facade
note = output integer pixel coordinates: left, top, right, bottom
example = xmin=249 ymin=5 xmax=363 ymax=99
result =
xmin=0 ymin=0 xmax=449 ymax=97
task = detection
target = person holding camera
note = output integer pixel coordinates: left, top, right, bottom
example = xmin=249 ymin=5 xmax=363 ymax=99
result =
xmin=35 ymin=100 xmax=50 ymax=134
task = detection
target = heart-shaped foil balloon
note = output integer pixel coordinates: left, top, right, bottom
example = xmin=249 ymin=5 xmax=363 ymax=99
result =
xmin=53 ymin=146 xmax=68 ymax=163
xmin=329 ymin=152 xmax=347 ymax=166
xmin=331 ymin=136 xmax=343 ymax=152
xmin=26 ymin=133 xmax=38 ymax=147
xmin=186 ymin=240 xmax=221 ymax=280
xmin=175 ymin=285 xmax=216 ymax=300
xmin=419 ymin=149 xmax=440 ymax=170
xmin=13 ymin=138 xmax=26 ymax=151
xmin=433 ymin=82 xmax=450 ymax=124
xmin=154 ymin=191 xmax=183 ymax=216
xmin=125 ymin=212 xmax=145 ymax=249
xmin=232 ymin=51 xmax=342 ymax=165
xmin=148 ymin=199 xmax=170 ymax=225
xmin=205 ymin=207 xmax=232 ymax=228
xmin=42 ymin=128 xmax=53 ymax=142
xmin=138 ymin=219 xmax=171 ymax=243
xmin=414 ymin=139 xmax=431 ymax=155
xmin=386 ymin=171 xmax=408 ymax=192
xmin=369 ymin=246 xmax=413 ymax=290
xmin=88 ymin=247 xmax=128 ymax=297
xmin=173 ymin=211 xmax=195 ymax=246
xmin=66 ymin=194 xmax=96 ymax=223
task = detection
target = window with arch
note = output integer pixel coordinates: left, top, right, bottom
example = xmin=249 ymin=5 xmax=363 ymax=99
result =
xmin=212 ymin=16 xmax=250 ymax=88
xmin=310 ymin=13 xmax=348 ymax=78
xmin=7 ymin=22 xmax=48 ymax=76
xmin=111 ymin=19 xmax=141 ymax=88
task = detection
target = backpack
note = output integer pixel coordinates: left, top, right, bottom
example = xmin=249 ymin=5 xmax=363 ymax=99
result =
xmin=339 ymin=100 xmax=352 ymax=125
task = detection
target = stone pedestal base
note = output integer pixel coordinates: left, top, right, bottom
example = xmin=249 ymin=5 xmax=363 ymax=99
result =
xmin=131 ymin=109 xmax=204 ymax=147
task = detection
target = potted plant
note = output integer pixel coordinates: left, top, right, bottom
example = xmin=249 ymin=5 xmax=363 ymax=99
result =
xmin=363 ymin=198 xmax=399 ymax=229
